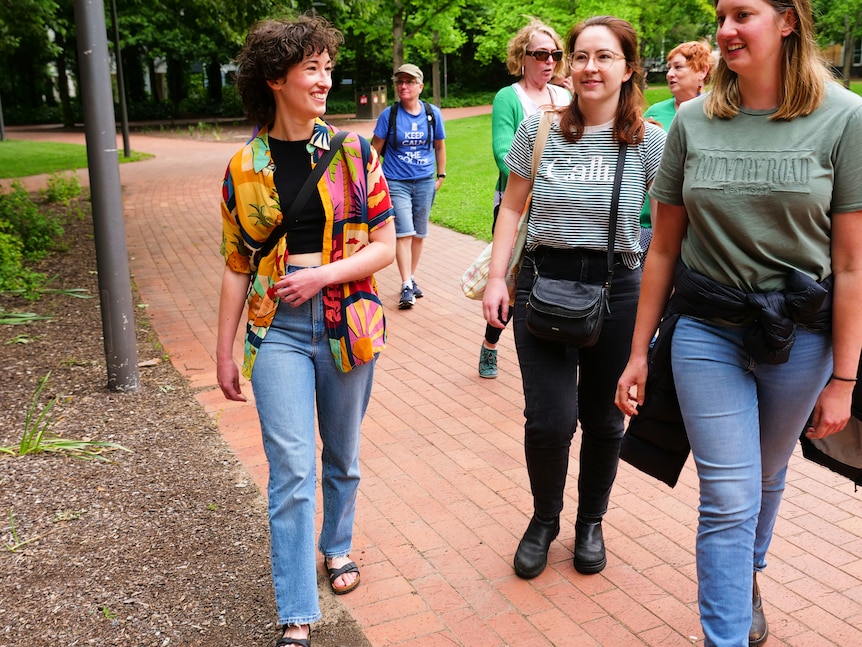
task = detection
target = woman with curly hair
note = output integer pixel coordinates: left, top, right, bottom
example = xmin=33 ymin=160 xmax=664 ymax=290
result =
xmin=217 ymin=15 xmax=395 ymax=647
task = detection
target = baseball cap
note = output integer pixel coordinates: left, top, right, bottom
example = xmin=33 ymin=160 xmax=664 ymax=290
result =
xmin=393 ymin=63 xmax=423 ymax=83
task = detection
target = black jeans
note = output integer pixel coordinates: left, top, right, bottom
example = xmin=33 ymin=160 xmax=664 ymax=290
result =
xmin=513 ymin=247 xmax=641 ymax=520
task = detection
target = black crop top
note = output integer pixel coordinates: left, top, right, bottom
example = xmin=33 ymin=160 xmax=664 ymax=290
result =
xmin=268 ymin=137 xmax=326 ymax=255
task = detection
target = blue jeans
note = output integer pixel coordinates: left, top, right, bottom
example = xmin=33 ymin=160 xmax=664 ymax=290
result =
xmin=513 ymin=248 xmax=641 ymax=520
xmin=388 ymin=177 xmax=436 ymax=238
xmin=671 ymin=317 xmax=831 ymax=646
xmin=251 ymin=271 xmax=376 ymax=626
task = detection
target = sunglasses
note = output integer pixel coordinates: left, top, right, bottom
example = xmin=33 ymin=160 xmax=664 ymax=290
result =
xmin=526 ymin=49 xmax=564 ymax=62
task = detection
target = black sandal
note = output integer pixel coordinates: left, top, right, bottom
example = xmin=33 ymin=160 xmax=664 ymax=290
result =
xmin=276 ymin=626 xmax=310 ymax=647
xmin=327 ymin=560 xmax=361 ymax=595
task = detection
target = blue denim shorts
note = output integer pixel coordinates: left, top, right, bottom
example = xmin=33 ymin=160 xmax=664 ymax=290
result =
xmin=387 ymin=177 xmax=436 ymax=238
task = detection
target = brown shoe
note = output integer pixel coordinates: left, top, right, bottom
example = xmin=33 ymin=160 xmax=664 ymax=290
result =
xmin=749 ymin=572 xmax=769 ymax=646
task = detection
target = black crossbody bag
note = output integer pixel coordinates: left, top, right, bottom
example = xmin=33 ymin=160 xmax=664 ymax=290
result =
xmin=250 ymin=130 xmax=348 ymax=271
xmin=525 ymin=143 xmax=627 ymax=347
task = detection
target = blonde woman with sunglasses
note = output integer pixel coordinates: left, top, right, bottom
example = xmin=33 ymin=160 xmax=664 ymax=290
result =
xmin=477 ymin=18 xmax=571 ymax=379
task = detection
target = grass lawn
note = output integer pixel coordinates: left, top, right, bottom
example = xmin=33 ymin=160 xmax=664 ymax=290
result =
xmin=0 ymin=139 xmax=149 ymax=179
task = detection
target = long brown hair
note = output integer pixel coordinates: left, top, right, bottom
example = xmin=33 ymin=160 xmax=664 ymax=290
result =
xmin=705 ymin=0 xmax=831 ymax=120
xmin=559 ymin=16 xmax=645 ymax=145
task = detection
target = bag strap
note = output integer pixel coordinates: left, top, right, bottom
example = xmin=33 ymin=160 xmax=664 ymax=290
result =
xmin=531 ymin=110 xmax=552 ymax=183
xmin=604 ymin=143 xmax=628 ymax=288
xmin=253 ymin=130 xmax=349 ymax=268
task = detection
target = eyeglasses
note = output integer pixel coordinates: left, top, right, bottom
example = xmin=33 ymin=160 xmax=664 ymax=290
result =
xmin=570 ymin=50 xmax=627 ymax=71
xmin=394 ymin=79 xmax=419 ymax=86
xmin=525 ymin=49 xmax=564 ymax=62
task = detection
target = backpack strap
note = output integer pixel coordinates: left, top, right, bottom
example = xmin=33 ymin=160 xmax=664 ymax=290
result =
xmin=385 ymin=102 xmax=399 ymax=153
xmin=386 ymin=101 xmax=436 ymax=152
xmin=422 ymin=101 xmax=435 ymax=149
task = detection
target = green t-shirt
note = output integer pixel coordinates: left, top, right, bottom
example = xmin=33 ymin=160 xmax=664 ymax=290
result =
xmin=650 ymin=83 xmax=862 ymax=292
xmin=640 ymin=98 xmax=677 ymax=227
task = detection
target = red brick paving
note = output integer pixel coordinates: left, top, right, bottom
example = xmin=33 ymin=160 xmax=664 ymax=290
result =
xmin=5 ymin=109 xmax=862 ymax=646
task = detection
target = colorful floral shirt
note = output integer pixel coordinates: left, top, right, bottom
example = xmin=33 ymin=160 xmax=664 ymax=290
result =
xmin=221 ymin=119 xmax=394 ymax=377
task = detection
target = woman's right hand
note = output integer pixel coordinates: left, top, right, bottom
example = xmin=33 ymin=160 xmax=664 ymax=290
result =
xmin=615 ymin=355 xmax=648 ymax=417
xmin=482 ymin=277 xmax=510 ymax=328
xmin=217 ymin=358 xmax=247 ymax=402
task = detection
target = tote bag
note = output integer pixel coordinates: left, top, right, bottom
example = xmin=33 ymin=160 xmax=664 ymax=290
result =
xmin=460 ymin=111 xmax=553 ymax=301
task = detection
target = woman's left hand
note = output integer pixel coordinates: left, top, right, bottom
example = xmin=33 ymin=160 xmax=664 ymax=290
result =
xmin=274 ymin=266 xmax=331 ymax=307
xmin=805 ymin=379 xmax=854 ymax=439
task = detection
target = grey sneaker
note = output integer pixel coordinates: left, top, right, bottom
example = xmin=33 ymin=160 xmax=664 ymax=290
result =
xmin=399 ymin=285 xmax=415 ymax=309
xmin=478 ymin=345 xmax=498 ymax=378
xmin=412 ymin=280 xmax=424 ymax=298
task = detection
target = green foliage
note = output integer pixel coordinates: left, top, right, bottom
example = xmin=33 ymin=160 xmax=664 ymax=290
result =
xmin=42 ymin=173 xmax=82 ymax=205
xmin=0 ymin=224 xmax=46 ymax=294
xmin=0 ymin=183 xmax=64 ymax=262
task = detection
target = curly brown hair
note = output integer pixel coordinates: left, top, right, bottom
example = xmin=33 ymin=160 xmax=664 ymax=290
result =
xmin=559 ymin=16 xmax=645 ymax=145
xmin=235 ymin=15 xmax=343 ymax=126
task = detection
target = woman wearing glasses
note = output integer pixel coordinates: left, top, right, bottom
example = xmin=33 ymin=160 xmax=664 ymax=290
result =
xmin=477 ymin=18 xmax=570 ymax=379
xmin=483 ymin=16 xmax=665 ymax=578
xmin=371 ymin=64 xmax=446 ymax=311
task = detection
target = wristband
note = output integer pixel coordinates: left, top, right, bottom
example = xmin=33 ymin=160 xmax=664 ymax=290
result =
xmin=437 ymin=173 xmax=446 ymax=178
xmin=830 ymin=373 xmax=857 ymax=383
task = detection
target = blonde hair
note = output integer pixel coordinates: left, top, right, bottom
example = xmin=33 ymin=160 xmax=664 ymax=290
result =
xmin=505 ymin=18 xmax=566 ymax=78
xmin=705 ymin=0 xmax=832 ymax=120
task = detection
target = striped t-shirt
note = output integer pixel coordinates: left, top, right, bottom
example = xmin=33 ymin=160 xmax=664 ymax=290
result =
xmin=506 ymin=111 xmax=666 ymax=269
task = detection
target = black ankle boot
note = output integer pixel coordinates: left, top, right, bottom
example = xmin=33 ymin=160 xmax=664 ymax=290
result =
xmin=749 ymin=572 xmax=769 ymax=646
xmin=514 ymin=515 xmax=559 ymax=579
xmin=574 ymin=519 xmax=606 ymax=574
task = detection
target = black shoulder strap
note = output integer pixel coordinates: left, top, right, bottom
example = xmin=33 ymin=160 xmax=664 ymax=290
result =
xmin=604 ymin=143 xmax=628 ymax=287
xmin=386 ymin=102 xmax=399 ymax=152
xmin=252 ymin=130 xmax=349 ymax=269
xmin=423 ymin=101 xmax=435 ymax=149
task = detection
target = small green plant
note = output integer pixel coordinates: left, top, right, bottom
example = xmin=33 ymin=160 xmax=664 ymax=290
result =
xmin=207 ymin=502 xmax=218 ymax=511
xmin=0 ymin=373 xmax=132 ymax=461
xmin=53 ymin=509 xmax=86 ymax=522
xmin=0 ymin=223 xmax=48 ymax=294
xmin=41 ymin=173 xmax=82 ymax=205
xmin=0 ymin=182 xmax=64 ymax=261
xmin=4 ymin=509 xmax=55 ymax=552
xmin=5 ymin=333 xmax=36 ymax=344
xmin=0 ymin=309 xmax=51 ymax=325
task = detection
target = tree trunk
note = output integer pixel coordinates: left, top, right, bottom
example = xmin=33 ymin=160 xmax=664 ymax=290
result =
xmin=392 ymin=1 xmax=405 ymax=73
xmin=843 ymin=16 xmax=853 ymax=89
xmin=206 ymin=60 xmax=222 ymax=103
xmin=54 ymin=32 xmax=75 ymax=127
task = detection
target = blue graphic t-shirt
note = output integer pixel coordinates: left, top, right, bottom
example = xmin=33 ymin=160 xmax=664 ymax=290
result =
xmin=373 ymin=102 xmax=446 ymax=181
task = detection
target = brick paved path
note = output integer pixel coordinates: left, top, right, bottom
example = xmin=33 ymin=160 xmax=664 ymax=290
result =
xmin=5 ymin=110 xmax=862 ymax=646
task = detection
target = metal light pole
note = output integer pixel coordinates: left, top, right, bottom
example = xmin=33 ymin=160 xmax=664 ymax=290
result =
xmin=74 ymin=0 xmax=139 ymax=392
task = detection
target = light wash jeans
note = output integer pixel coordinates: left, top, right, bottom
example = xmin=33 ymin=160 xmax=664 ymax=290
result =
xmin=251 ymin=269 xmax=375 ymax=627
xmin=388 ymin=177 xmax=436 ymax=238
xmin=671 ymin=316 xmax=831 ymax=646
